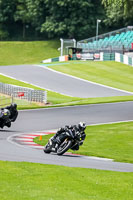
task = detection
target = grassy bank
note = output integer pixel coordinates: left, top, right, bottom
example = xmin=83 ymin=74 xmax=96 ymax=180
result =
xmin=0 ymin=41 xmax=133 ymax=107
xmin=0 ymin=66 xmax=133 ymax=109
xmin=34 ymin=121 xmax=133 ymax=163
xmin=0 ymin=41 xmax=60 ymax=65
xmin=0 ymin=161 xmax=132 ymax=200
xmin=47 ymin=61 xmax=133 ymax=93
xmin=0 ymin=73 xmax=81 ymax=109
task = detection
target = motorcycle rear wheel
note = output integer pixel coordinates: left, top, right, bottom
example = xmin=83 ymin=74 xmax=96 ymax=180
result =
xmin=57 ymin=140 xmax=72 ymax=155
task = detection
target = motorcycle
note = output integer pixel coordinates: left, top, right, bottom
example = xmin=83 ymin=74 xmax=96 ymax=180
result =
xmin=0 ymin=109 xmax=11 ymax=128
xmin=43 ymin=129 xmax=82 ymax=155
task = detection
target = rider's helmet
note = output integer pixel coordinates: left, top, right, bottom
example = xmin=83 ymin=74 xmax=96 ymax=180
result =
xmin=78 ymin=122 xmax=86 ymax=131
xmin=3 ymin=109 xmax=10 ymax=119
xmin=11 ymin=103 xmax=17 ymax=109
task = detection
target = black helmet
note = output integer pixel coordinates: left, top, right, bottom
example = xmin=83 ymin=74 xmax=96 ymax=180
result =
xmin=78 ymin=122 xmax=86 ymax=131
xmin=11 ymin=103 xmax=17 ymax=109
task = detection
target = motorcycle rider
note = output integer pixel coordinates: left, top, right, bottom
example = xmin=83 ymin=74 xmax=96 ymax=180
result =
xmin=51 ymin=122 xmax=86 ymax=151
xmin=0 ymin=103 xmax=18 ymax=128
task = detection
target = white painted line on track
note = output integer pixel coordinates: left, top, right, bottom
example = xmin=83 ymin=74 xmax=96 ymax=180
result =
xmin=14 ymin=138 xmax=33 ymax=141
xmin=7 ymin=117 xmax=133 ymax=161
xmin=0 ymin=72 xmax=73 ymax=97
xmin=8 ymin=131 xmax=114 ymax=161
xmin=36 ymin=64 xmax=133 ymax=95
xmin=18 ymin=101 xmax=133 ymax=112
xmin=32 ymin=146 xmax=43 ymax=149
xmin=1 ymin=64 xmax=133 ymax=98
xmin=20 ymin=141 xmax=39 ymax=144
xmin=88 ymin=119 xmax=133 ymax=126
xmin=7 ymin=131 xmax=54 ymax=150
xmin=86 ymin=156 xmax=113 ymax=161
xmin=35 ymin=120 xmax=133 ymax=133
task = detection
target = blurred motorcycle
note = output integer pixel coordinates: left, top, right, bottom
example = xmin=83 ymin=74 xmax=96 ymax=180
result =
xmin=0 ymin=109 xmax=11 ymax=128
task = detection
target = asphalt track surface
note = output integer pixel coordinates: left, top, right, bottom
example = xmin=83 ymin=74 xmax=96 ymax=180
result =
xmin=0 ymin=102 xmax=133 ymax=172
xmin=0 ymin=64 xmax=133 ymax=172
xmin=0 ymin=64 xmax=132 ymax=98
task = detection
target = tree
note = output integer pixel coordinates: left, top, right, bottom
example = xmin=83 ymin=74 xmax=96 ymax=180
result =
xmin=0 ymin=0 xmax=17 ymax=39
xmin=25 ymin=0 xmax=46 ymax=33
xmin=0 ymin=0 xmax=16 ymax=23
xmin=14 ymin=0 xmax=32 ymax=39
xmin=0 ymin=0 xmax=106 ymax=40
xmin=102 ymin=0 xmax=133 ymax=18
xmin=41 ymin=0 xmax=105 ymax=39
xmin=101 ymin=0 xmax=133 ymax=28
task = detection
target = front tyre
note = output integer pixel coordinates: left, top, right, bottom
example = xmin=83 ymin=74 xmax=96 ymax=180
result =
xmin=43 ymin=142 xmax=52 ymax=154
xmin=57 ymin=140 xmax=72 ymax=155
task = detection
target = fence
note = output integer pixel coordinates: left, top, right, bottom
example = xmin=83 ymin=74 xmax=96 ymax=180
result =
xmin=78 ymin=26 xmax=133 ymax=44
xmin=77 ymin=26 xmax=133 ymax=53
xmin=0 ymin=95 xmax=12 ymax=107
xmin=0 ymin=83 xmax=47 ymax=105
xmin=115 ymin=53 xmax=133 ymax=66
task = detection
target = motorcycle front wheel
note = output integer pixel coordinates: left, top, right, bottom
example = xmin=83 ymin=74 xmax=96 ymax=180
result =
xmin=43 ymin=142 xmax=52 ymax=154
xmin=57 ymin=140 xmax=72 ymax=155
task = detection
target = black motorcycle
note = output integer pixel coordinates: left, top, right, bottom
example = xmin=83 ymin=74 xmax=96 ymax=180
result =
xmin=43 ymin=129 xmax=82 ymax=155
xmin=0 ymin=109 xmax=11 ymax=128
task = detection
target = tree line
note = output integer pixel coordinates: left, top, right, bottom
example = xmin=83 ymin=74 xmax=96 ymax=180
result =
xmin=0 ymin=0 xmax=132 ymax=40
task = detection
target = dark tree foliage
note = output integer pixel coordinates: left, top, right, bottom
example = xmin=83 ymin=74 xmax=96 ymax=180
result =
xmin=102 ymin=0 xmax=133 ymax=27
xmin=0 ymin=0 xmax=132 ymax=40
xmin=41 ymin=0 xmax=104 ymax=39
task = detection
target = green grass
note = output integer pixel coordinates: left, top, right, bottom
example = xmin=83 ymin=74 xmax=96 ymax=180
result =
xmin=0 ymin=161 xmax=133 ymax=200
xmin=1 ymin=71 xmax=133 ymax=110
xmin=0 ymin=41 xmax=60 ymax=65
xmin=0 ymin=42 xmax=133 ymax=107
xmin=0 ymin=42 xmax=133 ymax=199
xmin=34 ymin=121 xmax=133 ymax=163
xmin=0 ymin=74 xmax=81 ymax=109
xmin=48 ymin=61 xmax=133 ymax=93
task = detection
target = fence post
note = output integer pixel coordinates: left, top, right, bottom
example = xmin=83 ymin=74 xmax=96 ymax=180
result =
xmin=44 ymin=91 xmax=47 ymax=104
xmin=60 ymin=38 xmax=63 ymax=56
xmin=0 ymin=82 xmax=48 ymax=105
xmin=11 ymin=94 xmax=14 ymax=103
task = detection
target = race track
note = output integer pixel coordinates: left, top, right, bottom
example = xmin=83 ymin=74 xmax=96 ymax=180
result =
xmin=0 ymin=64 xmax=132 ymax=97
xmin=0 ymin=102 xmax=133 ymax=172
xmin=0 ymin=64 xmax=133 ymax=172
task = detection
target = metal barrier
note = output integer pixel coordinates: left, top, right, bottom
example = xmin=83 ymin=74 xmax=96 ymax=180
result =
xmin=0 ymin=83 xmax=47 ymax=105
xmin=77 ymin=26 xmax=133 ymax=53
xmin=0 ymin=95 xmax=12 ymax=107
xmin=78 ymin=26 xmax=133 ymax=44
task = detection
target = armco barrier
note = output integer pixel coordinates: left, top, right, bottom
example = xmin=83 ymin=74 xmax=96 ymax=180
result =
xmin=42 ymin=55 xmax=68 ymax=63
xmin=42 ymin=52 xmax=133 ymax=64
xmin=115 ymin=53 xmax=133 ymax=66
xmin=103 ymin=53 xmax=115 ymax=61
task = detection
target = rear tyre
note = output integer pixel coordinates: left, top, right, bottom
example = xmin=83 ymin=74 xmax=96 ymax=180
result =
xmin=57 ymin=140 xmax=72 ymax=155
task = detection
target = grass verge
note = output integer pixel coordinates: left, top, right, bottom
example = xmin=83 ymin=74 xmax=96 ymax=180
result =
xmin=48 ymin=61 xmax=133 ymax=93
xmin=0 ymin=73 xmax=133 ymax=110
xmin=0 ymin=41 xmax=60 ymax=65
xmin=0 ymin=74 xmax=81 ymax=109
xmin=34 ymin=121 xmax=133 ymax=163
xmin=0 ymin=161 xmax=133 ymax=200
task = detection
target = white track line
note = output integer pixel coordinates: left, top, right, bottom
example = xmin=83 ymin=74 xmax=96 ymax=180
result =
xmin=36 ymin=64 xmax=133 ymax=95
xmin=18 ymin=101 xmax=133 ymax=112
xmin=7 ymin=119 xmax=133 ymax=161
xmin=0 ymin=72 xmax=73 ymax=97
